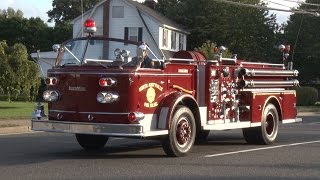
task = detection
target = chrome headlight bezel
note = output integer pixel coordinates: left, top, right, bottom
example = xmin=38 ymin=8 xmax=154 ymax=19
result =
xmin=43 ymin=90 xmax=59 ymax=102
xmin=96 ymin=92 xmax=119 ymax=103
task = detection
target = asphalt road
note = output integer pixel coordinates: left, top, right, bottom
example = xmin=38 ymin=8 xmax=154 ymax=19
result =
xmin=0 ymin=114 xmax=319 ymax=180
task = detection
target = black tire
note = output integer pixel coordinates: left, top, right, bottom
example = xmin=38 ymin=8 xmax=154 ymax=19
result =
xmin=162 ymin=105 xmax=196 ymax=157
xmin=75 ymin=134 xmax=108 ymax=150
xmin=243 ymin=103 xmax=279 ymax=145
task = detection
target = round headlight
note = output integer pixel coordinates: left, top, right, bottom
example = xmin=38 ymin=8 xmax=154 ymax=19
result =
xmin=121 ymin=50 xmax=130 ymax=58
xmin=97 ymin=92 xmax=106 ymax=103
xmin=43 ymin=90 xmax=51 ymax=101
xmin=104 ymin=93 xmax=113 ymax=102
xmin=114 ymin=48 xmax=121 ymax=57
xmin=43 ymin=90 xmax=59 ymax=102
xmin=96 ymin=92 xmax=119 ymax=103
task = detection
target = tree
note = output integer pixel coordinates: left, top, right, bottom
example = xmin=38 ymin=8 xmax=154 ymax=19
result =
xmin=156 ymin=0 xmax=280 ymax=62
xmin=0 ymin=8 xmax=72 ymax=53
xmin=284 ymin=0 xmax=320 ymax=84
xmin=47 ymin=0 xmax=100 ymax=25
xmin=0 ymin=7 xmax=23 ymax=18
xmin=0 ymin=41 xmax=40 ymax=101
xmin=194 ymin=40 xmax=232 ymax=59
xmin=0 ymin=41 xmax=15 ymax=100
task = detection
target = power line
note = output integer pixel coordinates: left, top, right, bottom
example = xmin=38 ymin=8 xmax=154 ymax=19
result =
xmin=266 ymin=0 xmax=291 ymax=8
xmin=211 ymin=0 xmax=319 ymax=16
xmin=265 ymin=0 xmax=318 ymax=14
xmin=280 ymin=0 xmax=320 ymax=7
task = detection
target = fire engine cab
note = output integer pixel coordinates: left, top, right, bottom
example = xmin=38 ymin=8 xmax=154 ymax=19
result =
xmin=32 ymin=19 xmax=301 ymax=157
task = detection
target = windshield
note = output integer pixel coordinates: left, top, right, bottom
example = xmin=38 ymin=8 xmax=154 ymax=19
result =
xmin=57 ymin=38 xmax=144 ymax=68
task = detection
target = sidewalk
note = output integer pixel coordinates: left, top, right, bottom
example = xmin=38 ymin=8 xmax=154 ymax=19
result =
xmin=0 ymin=112 xmax=319 ymax=135
xmin=0 ymin=119 xmax=31 ymax=134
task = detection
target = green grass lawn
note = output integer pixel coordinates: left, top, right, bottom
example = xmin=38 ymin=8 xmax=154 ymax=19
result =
xmin=0 ymin=101 xmax=47 ymax=120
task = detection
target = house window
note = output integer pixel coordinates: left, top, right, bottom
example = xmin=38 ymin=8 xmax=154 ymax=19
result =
xmin=171 ymin=31 xmax=176 ymax=50
xmin=112 ymin=6 xmax=124 ymax=18
xmin=128 ymin=27 xmax=138 ymax=41
xmin=163 ymin=29 xmax=168 ymax=48
xmin=124 ymin=27 xmax=143 ymax=44
xmin=179 ymin=34 xmax=185 ymax=50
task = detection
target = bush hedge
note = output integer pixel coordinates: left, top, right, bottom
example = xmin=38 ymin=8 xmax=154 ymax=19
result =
xmin=293 ymin=86 xmax=319 ymax=106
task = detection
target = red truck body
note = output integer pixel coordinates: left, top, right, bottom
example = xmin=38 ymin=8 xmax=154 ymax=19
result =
xmin=32 ymin=28 xmax=301 ymax=157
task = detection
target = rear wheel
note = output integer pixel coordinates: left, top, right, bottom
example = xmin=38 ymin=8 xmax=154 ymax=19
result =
xmin=75 ymin=134 xmax=108 ymax=150
xmin=243 ymin=103 xmax=279 ymax=145
xmin=162 ymin=106 xmax=196 ymax=157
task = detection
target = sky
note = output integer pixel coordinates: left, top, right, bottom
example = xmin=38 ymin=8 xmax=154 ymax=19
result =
xmin=0 ymin=0 xmax=300 ymax=26
xmin=264 ymin=0 xmax=300 ymax=24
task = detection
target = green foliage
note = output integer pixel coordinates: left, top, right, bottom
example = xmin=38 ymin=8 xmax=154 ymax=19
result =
xmin=0 ymin=8 xmax=72 ymax=53
xmin=194 ymin=41 xmax=217 ymax=60
xmin=156 ymin=0 xmax=280 ymax=62
xmin=47 ymin=0 xmax=100 ymax=25
xmin=283 ymin=0 xmax=320 ymax=84
xmin=0 ymin=41 xmax=40 ymax=102
xmin=294 ymin=86 xmax=318 ymax=106
xmin=194 ymin=40 xmax=232 ymax=59
xmin=0 ymin=7 xmax=23 ymax=18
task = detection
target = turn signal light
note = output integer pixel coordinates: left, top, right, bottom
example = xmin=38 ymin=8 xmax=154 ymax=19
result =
xmin=128 ymin=113 xmax=136 ymax=122
xmin=45 ymin=77 xmax=58 ymax=85
xmin=99 ymin=78 xmax=116 ymax=87
xmin=128 ymin=112 xmax=145 ymax=123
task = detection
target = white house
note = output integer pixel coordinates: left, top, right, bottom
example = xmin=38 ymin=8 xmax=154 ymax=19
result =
xmin=31 ymin=0 xmax=189 ymax=77
xmin=71 ymin=0 xmax=189 ymax=59
xmin=30 ymin=51 xmax=58 ymax=78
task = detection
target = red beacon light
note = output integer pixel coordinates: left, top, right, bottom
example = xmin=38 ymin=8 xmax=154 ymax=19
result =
xmin=84 ymin=19 xmax=97 ymax=34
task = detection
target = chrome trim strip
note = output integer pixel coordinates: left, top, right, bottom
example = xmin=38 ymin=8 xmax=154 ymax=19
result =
xmin=49 ymin=110 xmax=129 ymax=115
xmin=31 ymin=120 xmax=168 ymax=137
xmin=78 ymin=112 xmax=129 ymax=115
xmin=49 ymin=72 xmax=135 ymax=75
xmin=136 ymin=73 xmax=192 ymax=76
xmin=240 ymin=88 xmax=286 ymax=92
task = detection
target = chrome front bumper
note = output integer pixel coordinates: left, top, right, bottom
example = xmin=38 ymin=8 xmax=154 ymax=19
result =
xmin=31 ymin=120 xmax=167 ymax=137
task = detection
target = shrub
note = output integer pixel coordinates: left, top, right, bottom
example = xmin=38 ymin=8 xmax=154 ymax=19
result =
xmin=293 ymin=86 xmax=318 ymax=106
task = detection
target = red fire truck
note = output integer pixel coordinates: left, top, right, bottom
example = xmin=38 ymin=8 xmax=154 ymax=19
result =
xmin=32 ymin=19 xmax=301 ymax=157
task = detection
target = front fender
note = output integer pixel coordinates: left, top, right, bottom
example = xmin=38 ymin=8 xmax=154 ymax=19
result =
xmin=156 ymin=92 xmax=198 ymax=130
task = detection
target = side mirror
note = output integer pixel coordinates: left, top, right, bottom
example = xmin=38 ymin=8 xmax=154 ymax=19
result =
xmin=52 ymin=44 xmax=60 ymax=52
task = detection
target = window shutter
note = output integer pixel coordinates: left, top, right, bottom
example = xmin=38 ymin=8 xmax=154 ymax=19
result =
xmin=124 ymin=27 xmax=129 ymax=45
xmin=138 ymin=28 xmax=143 ymax=42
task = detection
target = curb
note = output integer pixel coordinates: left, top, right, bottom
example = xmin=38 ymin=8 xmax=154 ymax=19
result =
xmin=0 ymin=126 xmax=31 ymax=134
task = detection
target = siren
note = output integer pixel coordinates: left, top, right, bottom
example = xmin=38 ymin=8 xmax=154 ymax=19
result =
xmin=84 ymin=19 xmax=97 ymax=34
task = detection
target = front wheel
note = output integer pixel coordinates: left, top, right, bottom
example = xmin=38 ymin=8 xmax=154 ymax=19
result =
xmin=162 ymin=105 xmax=196 ymax=157
xmin=75 ymin=134 xmax=108 ymax=151
xmin=243 ymin=103 xmax=279 ymax=145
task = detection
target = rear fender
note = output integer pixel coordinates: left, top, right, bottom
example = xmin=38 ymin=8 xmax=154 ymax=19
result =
xmin=157 ymin=92 xmax=200 ymax=130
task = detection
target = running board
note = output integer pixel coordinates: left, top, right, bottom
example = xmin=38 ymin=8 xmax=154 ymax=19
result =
xmin=203 ymin=122 xmax=260 ymax=130
xmin=202 ymin=118 xmax=302 ymax=131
